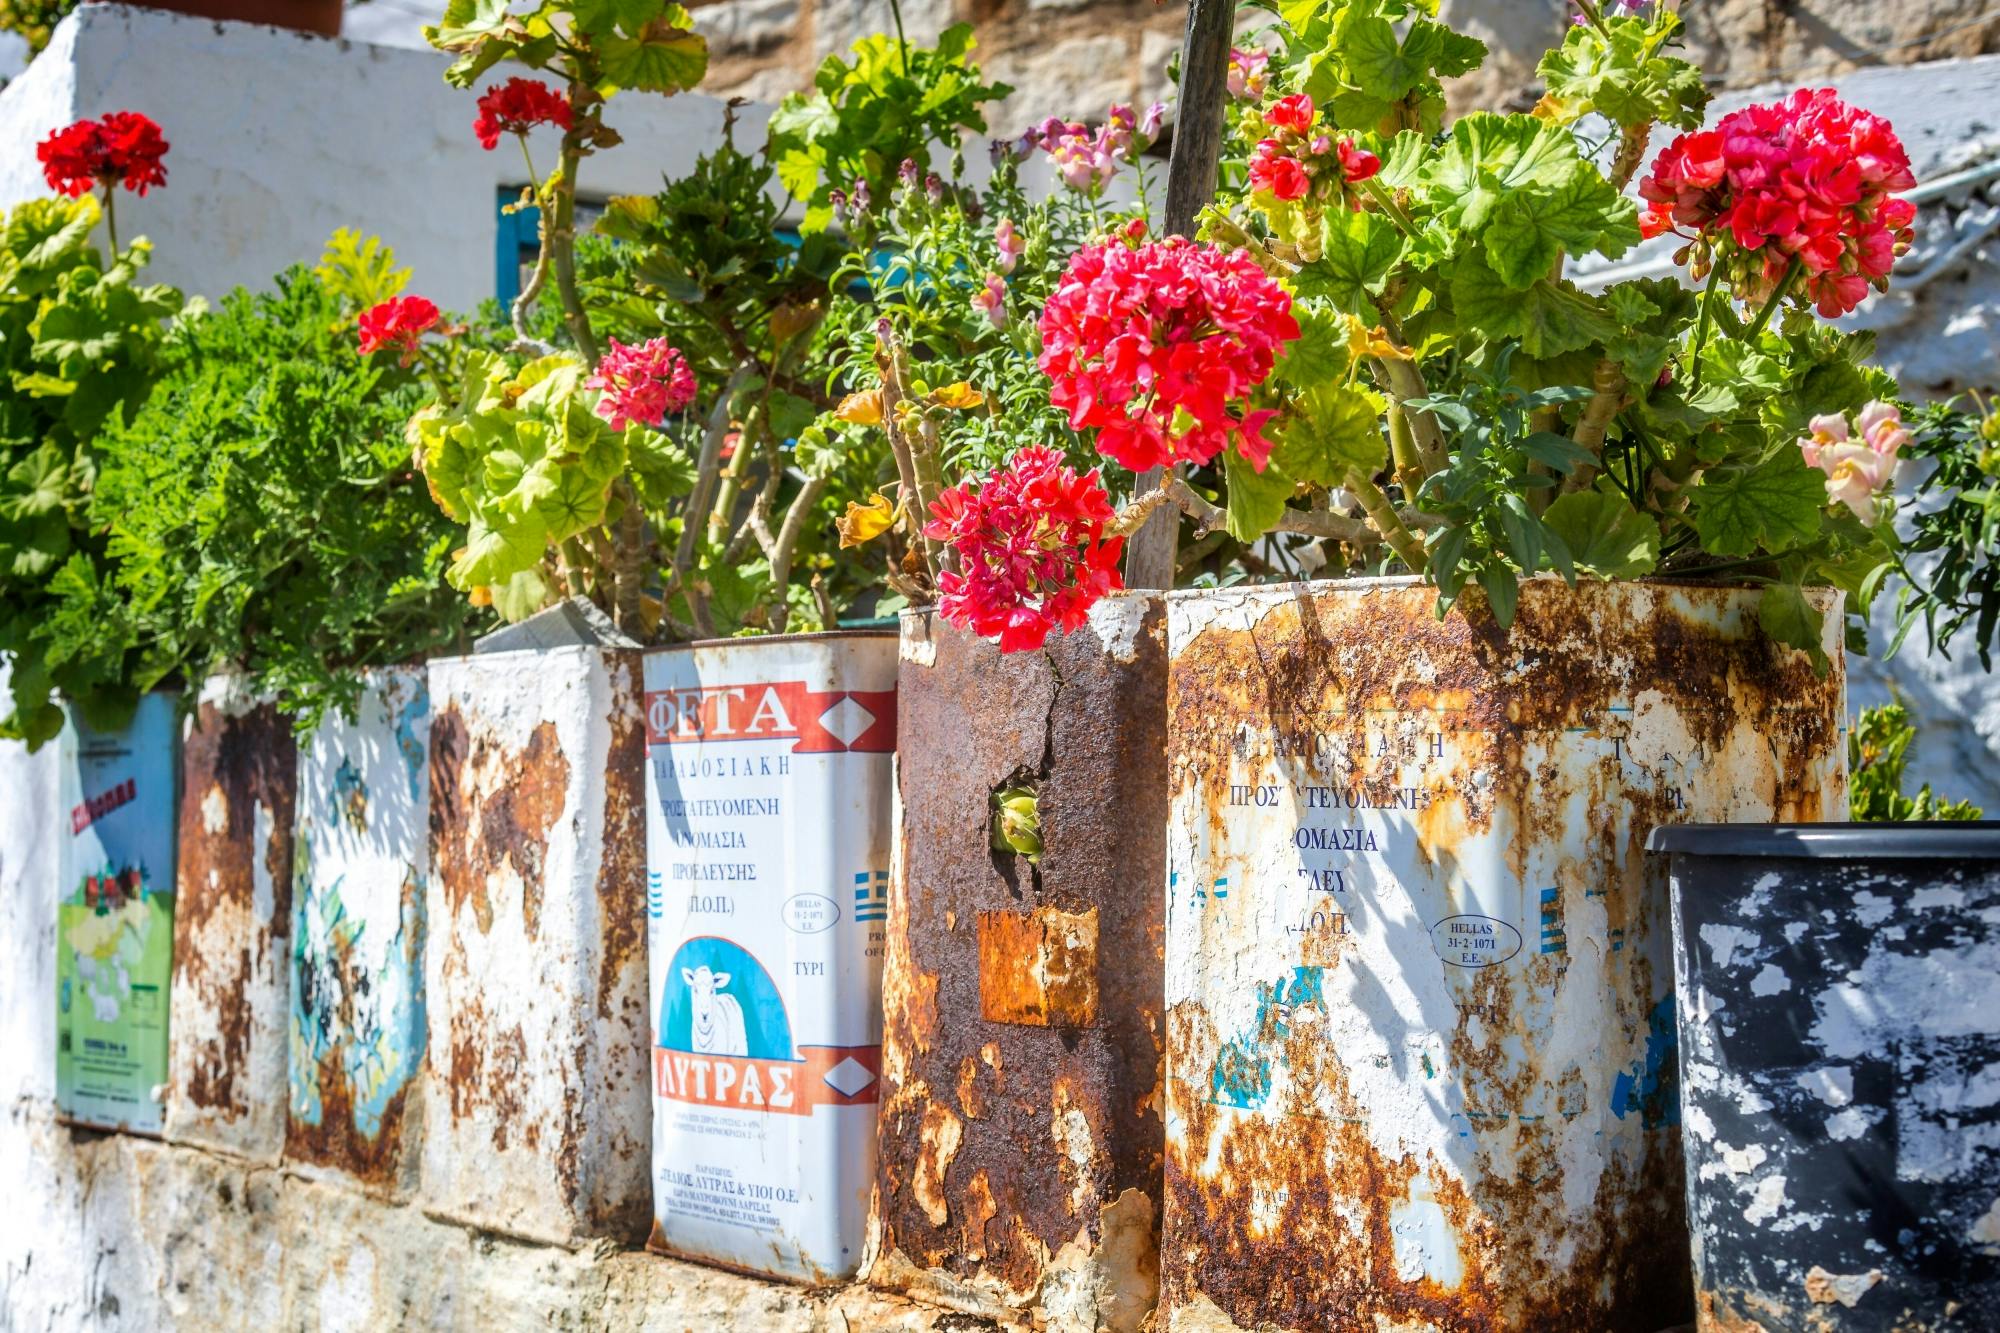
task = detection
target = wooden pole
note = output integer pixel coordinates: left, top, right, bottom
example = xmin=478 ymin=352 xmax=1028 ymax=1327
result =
xmin=1123 ymin=0 xmax=1234 ymax=590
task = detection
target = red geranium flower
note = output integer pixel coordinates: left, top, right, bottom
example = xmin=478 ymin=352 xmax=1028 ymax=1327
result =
xmin=473 ymin=77 xmax=573 ymax=151
xmin=1264 ymin=93 xmax=1316 ymax=135
xmin=1334 ymin=138 xmax=1380 ymax=184
xmin=923 ymin=447 xmax=1125 ymax=653
xmin=1249 ymin=141 xmax=1310 ymax=201
xmin=37 ymin=111 xmax=168 ymax=198
xmin=357 ymin=296 xmax=441 ymax=363
xmin=1038 ymin=236 xmax=1299 ymax=474
xmin=1639 ymin=89 xmax=1917 ymax=317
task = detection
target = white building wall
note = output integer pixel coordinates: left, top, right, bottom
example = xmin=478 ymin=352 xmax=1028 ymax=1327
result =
xmin=0 ymin=4 xmax=770 ymax=311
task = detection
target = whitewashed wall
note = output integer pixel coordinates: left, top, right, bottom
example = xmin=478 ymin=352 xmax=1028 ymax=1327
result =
xmin=0 ymin=4 xmax=771 ymax=311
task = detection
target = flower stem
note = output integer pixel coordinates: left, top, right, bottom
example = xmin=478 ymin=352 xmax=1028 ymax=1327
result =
xmin=1360 ymin=175 xmax=1418 ymax=237
xmin=1686 ymin=262 xmax=1724 ymax=388
xmin=1345 ymin=469 xmax=1428 ymax=572
xmin=1742 ymin=255 xmax=1803 ymax=343
xmin=101 ymin=186 xmax=117 ymax=253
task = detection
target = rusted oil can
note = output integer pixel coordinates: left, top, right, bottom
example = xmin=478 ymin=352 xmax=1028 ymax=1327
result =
xmin=643 ymin=631 xmax=898 ymax=1282
xmin=287 ymin=666 xmax=430 ymax=1197
xmin=1161 ymin=577 xmax=1846 ymax=1332
xmin=870 ymin=594 xmax=1168 ymax=1332
xmin=421 ymin=645 xmax=652 ymax=1246
xmin=165 ymin=676 xmax=296 ymax=1160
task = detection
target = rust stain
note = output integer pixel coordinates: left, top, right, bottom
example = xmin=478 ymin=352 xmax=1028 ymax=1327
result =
xmin=429 ymin=710 xmax=568 ymax=939
xmin=173 ymin=695 xmax=297 ymax=1116
xmin=1161 ymin=579 xmax=1846 ymax=1331
xmin=977 ymin=906 xmax=1100 ymax=1028
xmin=594 ymin=656 xmax=648 ymax=1020
xmin=874 ymin=599 xmax=1169 ymax=1322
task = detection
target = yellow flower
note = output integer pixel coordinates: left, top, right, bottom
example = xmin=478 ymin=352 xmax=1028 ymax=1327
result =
xmin=834 ymin=390 xmax=883 ymax=426
xmin=1344 ymin=314 xmax=1411 ymax=362
xmin=931 ymin=381 xmax=985 ymax=410
xmin=836 ymin=492 xmax=899 ymax=548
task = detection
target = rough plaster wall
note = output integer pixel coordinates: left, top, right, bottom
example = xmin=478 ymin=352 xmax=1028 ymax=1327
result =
xmin=0 ymin=1102 xmax=979 ymax=1329
xmin=0 ymin=5 xmax=772 ymax=312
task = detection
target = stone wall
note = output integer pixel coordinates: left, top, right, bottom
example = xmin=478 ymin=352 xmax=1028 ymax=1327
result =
xmin=675 ymin=0 xmax=2000 ymax=132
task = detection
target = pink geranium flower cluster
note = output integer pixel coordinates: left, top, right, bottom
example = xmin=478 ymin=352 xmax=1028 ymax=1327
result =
xmin=586 ymin=337 xmax=697 ymax=430
xmin=1245 ymin=94 xmax=1381 ymax=206
xmin=1038 ymin=231 xmax=1300 ymax=473
xmin=923 ymin=447 xmax=1126 ymax=653
xmin=1015 ymin=102 xmax=1165 ymax=193
xmin=1799 ymin=400 xmax=1907 ymax=519
xmin=1640 ymin=89 xmax=1917 ymax=318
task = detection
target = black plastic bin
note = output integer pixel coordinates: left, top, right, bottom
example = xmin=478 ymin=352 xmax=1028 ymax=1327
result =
xmin=1649 ymin=823 xmax=2000 ymax=1332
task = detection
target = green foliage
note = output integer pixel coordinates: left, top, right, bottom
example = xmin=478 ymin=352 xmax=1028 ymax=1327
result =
xmin=413 ymin=347 xmax=682 ymax=617
xmin=1535 ymin=12 xmax=1707 ymax=131
xmin=768 ymin=24 xmax=1010 ymax=233
xmin=1185 ymin=0 xmax=1908 ymax=671
xmin=0 ymin=195 xmax=184 ymax=746
xmin=425 ymin=0 xmax=707 ymax=98
xmin=1890 ymin=399 xmax=2000 ymax=668
xmin=1279 ymin=0 xmax=1485 ymax=135
xmin=1849 ymin=701 xmax=1984 ymax=821
xmin=0 ymin=0 xmax=76 ymax=57
xmin=72 ymin=263 xmax=491 ymax=729
xmin=314 ymin=228 xmax=411 ymax=310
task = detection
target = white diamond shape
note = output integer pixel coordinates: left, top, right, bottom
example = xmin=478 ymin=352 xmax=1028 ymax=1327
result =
xmin=823 ymin=1056 xmax=875 ymax=1097
xmin=817 ymin=697 xmax=875 ymax=748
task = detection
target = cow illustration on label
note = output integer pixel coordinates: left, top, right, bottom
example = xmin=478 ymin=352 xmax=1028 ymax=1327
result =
xmin=682 ymin=965 xmax=747 ymax=1056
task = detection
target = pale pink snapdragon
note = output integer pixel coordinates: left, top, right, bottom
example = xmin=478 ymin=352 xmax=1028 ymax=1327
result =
xmin=972 ymin=274 xmax=1008 ymax=329
xmin=1227 ymin=46 xmax=1270 ymax=101
xmin=994 ymin=218 xmax=1025 ymax=274
xmin=1800 ymin=400 xmax=1905 ymax=519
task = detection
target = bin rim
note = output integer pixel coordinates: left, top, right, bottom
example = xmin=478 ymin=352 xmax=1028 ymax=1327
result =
xmin=1647 ymin=821 xmax=2000 ymax=859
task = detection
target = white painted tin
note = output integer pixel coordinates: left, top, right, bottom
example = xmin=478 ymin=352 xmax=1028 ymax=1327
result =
xmin=643 ymin=630 xmax=898 ymax=1283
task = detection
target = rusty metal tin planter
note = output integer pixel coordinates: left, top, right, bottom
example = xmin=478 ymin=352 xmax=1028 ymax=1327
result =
xmin=642 ymin=630 xmax=898 ymax=1283
xmin=164 ymin=675 xmax=297 ymax=1160
xmin=1652 ymin=823 xmax=2000 ymax=1333
xmin=870 ymin=594 xmax=1169 ymax=1332
xmin=287 ymin=666 xmax=431 ymax=1197
xmin=420 ymin=645 xmax=651 ymax=1246
xmin=1161 ymin=577 xmax=1847 ymax=1333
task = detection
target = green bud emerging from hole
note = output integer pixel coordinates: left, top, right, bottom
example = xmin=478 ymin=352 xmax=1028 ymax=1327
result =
xmin=991 ymin=784 xmax=1041 ymax=862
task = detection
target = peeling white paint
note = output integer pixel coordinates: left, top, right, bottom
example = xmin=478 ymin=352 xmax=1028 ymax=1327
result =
xmin=1969 ymin=1196 xmax=2000 ymax=1251
xmin=1749 ymin=963 xmax=1791 ymax=996
xmin=1743 ymin=1174 xmax=1790 ymax=1225
xmin=1083 ymin=593 xmax=1153 ymax=664
xmin=1826 ymin=1107 xmax=1878 ymax=1141
xmin=1701 ymin=922 xmax=1760 ymax=970
xmin=1851 ymin=891 xmax=1897 ymax=928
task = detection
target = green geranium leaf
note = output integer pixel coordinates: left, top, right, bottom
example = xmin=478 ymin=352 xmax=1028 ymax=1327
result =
xmin=1484 ymin=164 xmax=1639 ymax=287
xmin=1542 ymin=490 xmax=1660 ymax=578
xmin=1757 ymin=582 xmax=1829 ymax=674
xmin=597 ymin=21 xmax=708 ymax=96
xmin=1222 ymin=447 xmax=1295 ymax=543
xmin=1423 ymin=113 xmax=1579 ymax=232
xmin=1691 ymin=456 xmax=1828 ymax=558
xmin=1269 ymin=384 xmax=1386 ymax=487
xmin=1298 ymin=209 xmax=1404 ymax=314
xmin=1451 ymin=258 xmax=1616 ymax=358
xmin=1273 ymin=299 xmax=1354 ymax=390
